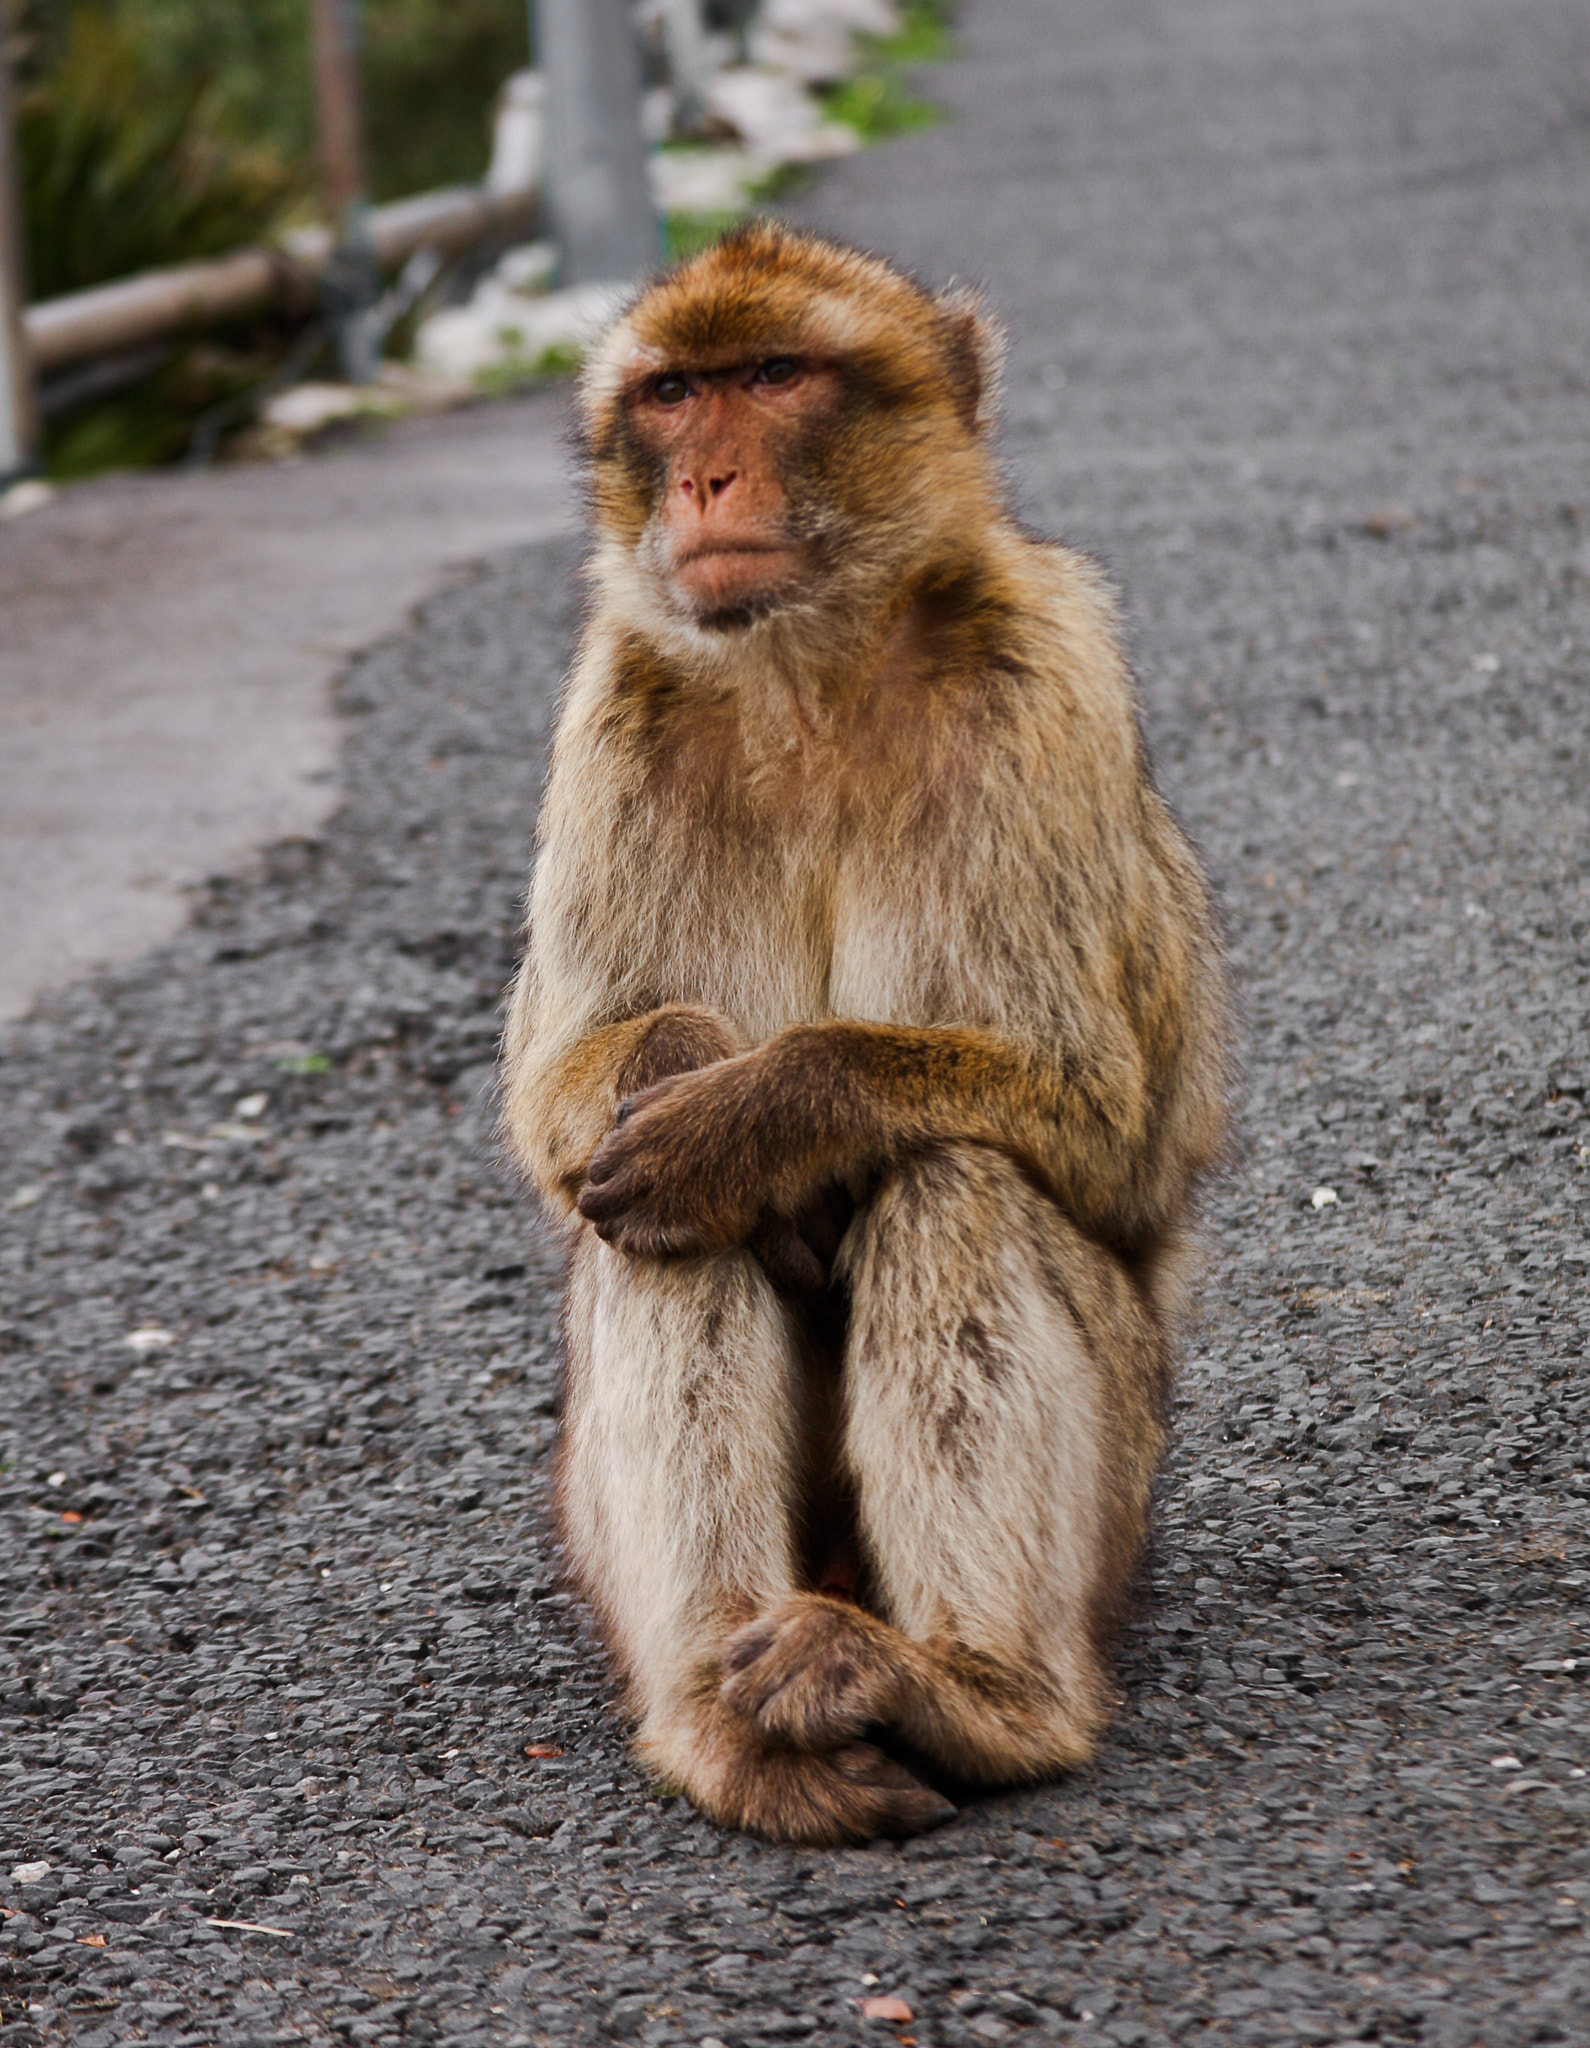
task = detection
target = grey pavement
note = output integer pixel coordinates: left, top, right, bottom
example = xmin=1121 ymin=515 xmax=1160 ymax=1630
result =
xmin=1 ymin=3 xmax=1588 ymax=2047
xmin=0 ymin=394 xmax=575 ymax=1023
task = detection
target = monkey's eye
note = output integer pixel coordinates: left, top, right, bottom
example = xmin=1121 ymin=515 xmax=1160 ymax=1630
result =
xmin=757 ymin=357 xmax=801 ymax=387
xmin=652 ymin=373 xmax=692 ymax=406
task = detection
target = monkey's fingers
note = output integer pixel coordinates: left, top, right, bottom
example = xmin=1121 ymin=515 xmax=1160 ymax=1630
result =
xmin=747 ymin=1215 xmax=827 ymax=1293
xmin=577 ymin=1149 xmax=684 ymax=1227
xmin=579 ymin=1136 xmax=630 ymax=1190
xmin=584 ymin=1205 xmax=721 ymax=1261
xmin=826 ymin=1743 xmax=957 ymax=1837
xmin=576 ymin=1166 xmax=647 ymax=1220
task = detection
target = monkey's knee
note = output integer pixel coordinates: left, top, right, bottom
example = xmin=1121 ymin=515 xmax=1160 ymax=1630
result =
xmin=565 ymin=1228 xmax=786 ymax=1369
xmin=841 ymin=1139 xmax=1045 ymax=1280
xmin=838 ymin=1139 xmax=1077 ymax=1398
xmin=844 ymin=1138 xmax=1167 ymax=1434
xmin=615 ymin=1005 xmax=743 ymax=1097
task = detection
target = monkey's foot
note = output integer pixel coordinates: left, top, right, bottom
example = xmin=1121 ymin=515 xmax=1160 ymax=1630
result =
xmin=731 ymin=1740 xmax=954 ymax=1845
xmin=720 ymin=1594 xmax=904 ymax=1750
xmin=641 ymin=1707 xmax=954 ymax=1846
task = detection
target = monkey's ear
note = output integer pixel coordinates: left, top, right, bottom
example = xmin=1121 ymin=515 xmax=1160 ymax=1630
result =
xmin=936 ymin=286 xmax=1006 ymax=437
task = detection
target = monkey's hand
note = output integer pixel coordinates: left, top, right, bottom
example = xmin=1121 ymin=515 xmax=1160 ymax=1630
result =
xmin=747 ymin=1179 xmax=857 ymax=1294
xmin=576 ymin=1054 xmax=796 ymax=1260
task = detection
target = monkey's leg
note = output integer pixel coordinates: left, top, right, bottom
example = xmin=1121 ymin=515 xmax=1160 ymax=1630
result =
xmin=559 ymin=1232 xmax=955 ymax=1844
xmin=718 ymin=1142 xmax=1169 ymax=1785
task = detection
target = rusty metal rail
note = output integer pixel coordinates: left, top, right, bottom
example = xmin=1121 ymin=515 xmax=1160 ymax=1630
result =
xmin=22 ymin=183 xmax=537 ymax=379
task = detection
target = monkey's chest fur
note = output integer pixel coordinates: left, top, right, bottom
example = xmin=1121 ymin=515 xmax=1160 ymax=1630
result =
xmin=619 ymin=677 xmax=1017 ymax=1046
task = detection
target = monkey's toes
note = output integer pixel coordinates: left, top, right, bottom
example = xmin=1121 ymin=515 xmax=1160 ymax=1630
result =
xmin=829 ymin=1743 xmax=957 ymax=1838
xmin=720 ymin=1597 xmax=899 ymax=1748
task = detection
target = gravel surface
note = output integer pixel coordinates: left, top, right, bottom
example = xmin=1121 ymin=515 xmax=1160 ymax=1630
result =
xmin=3 ymin=3 xmax=1588 ymax=2046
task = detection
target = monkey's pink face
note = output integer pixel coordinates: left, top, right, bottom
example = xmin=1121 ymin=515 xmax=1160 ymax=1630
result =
xmin=625 ymin=356 xmax=842 ymax=623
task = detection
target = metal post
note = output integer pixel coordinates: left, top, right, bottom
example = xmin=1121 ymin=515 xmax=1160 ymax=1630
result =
xmin=0 ymin=33 xmax=38 ymax=481
xmin=661 ymin=0 xmax=712 ymax=133
xmin=309 ymin=0 xmax=366 ymax=229
xmin=533 ymin=0 xmax=661 ymax=286
xmin=308 ymin=0 xmax=380 ymax=381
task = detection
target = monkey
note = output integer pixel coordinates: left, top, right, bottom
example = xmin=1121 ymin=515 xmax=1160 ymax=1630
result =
xmin=500 ymin=222 xmax=1231 ymax=1846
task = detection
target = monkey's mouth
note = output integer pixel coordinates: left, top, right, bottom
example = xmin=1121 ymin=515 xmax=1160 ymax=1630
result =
xmin=671 ymin=541 xmax=802 ymax=622
xmin=673 ymin=540 xmax=795 ymax=572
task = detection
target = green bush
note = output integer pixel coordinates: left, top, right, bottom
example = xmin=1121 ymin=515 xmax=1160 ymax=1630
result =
xmin=818 ymin=0 xmax=950 ymax=143
xmin=14 ymin=7 xmax=294 ymax=299
xmin=8 ymin=0 xmax=528 ymax=476
xmin=363 ymin=0 xmax=528 ymax=201
xmin=10 ymin=0 xmax=528 ymax=300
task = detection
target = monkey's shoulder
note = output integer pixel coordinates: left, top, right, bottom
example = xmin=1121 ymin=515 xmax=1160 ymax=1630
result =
xmin=911 ymin=545 xmax=1140 ymax=784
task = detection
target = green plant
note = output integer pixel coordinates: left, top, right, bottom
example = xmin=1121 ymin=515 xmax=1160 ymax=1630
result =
xmin=15 ymin=7 xmax=294 ymax=299
xmin=819 ymin=0 xmax=950 ymax=143
xmin=664 ymin=209 xmax=744 ymax=263
xmin=43 ymin=331 xmax=307 ymax=479
xmin=471 ymin=338 xmax=583 ymax=399
xmin=821 ymin=68 xmax=937 ymax=142
xmin=870 ymin=0 xmax=954 ymax=66
xmin=745 ymin=161 xmax=813 ymax=205
xmin=362 ymin=0 xmax=527 ymax=201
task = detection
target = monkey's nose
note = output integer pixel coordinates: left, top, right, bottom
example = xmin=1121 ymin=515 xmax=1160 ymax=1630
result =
xmin=680 ymin=469 xmax=738 ymax=505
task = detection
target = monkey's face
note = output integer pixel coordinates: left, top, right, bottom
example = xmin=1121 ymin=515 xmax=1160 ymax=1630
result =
xmin=580 ymin=223 xmax=1006 ymax=636
xmin=624 ymin=353 xmax=842 ymax=627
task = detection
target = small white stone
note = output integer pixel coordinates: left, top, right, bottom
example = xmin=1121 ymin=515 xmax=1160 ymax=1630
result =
xmin=45 ymin=1472 xmax=66 ymax=1487
xmin=1490 ymin=1753 xmax=1522 ymax=1769
xmin=261 ymin=383 xmax=366 ymax=435
xmin=5 ymin=1184 xmax=44 ymax=1209
xmin=125 ymin=1326 xmax=176 ymax=1354
xmin=9 ymin=1862 xmax=51 ymax=1884
xmin=234 ymin=1092 xmax=269 ymax=1121
xmin=0 ymin=480 xmax=55 ymax=522
xmin=496 ymin=241 xmax=558 ymax=298
xmin=1310 ymin=1186 xmax=1339 ymax=1209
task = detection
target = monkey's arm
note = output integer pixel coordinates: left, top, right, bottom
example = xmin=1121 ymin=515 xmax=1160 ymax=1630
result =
xmin=578 ymin=1002 xmax=1221 ymax=1260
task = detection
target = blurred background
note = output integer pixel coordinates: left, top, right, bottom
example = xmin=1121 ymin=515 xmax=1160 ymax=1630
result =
xmin=0 ymin=0 xmax=947 ymax=483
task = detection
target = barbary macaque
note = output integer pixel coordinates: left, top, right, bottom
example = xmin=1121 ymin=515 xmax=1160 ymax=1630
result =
xmin=501 ymin=223 xmax=1231 ymax=1844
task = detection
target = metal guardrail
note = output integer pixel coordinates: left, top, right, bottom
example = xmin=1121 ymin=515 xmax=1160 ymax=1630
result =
xmin=22 ymin=184 xmax=538 ymax=380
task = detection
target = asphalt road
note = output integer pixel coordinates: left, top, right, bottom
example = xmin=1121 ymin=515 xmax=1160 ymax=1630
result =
xmin=2 ymin=3 xmax=1587 ymax=2046
xmin=0 ymin=391 xmax=573 ymax=1024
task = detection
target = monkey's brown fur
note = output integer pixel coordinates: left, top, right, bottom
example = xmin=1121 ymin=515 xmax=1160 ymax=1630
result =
xmin=501 ymin=223 xmax=1231 ymax=1845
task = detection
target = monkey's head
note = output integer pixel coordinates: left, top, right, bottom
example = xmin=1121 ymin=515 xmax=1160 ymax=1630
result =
xmin=578 ymin=223 xmax=1005 ymax=640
